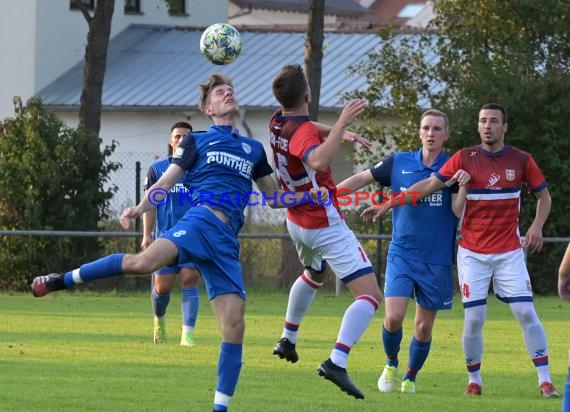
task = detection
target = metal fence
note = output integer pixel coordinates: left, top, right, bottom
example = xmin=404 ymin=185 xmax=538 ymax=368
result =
xmin=2 ymin=151 xmax=568 ymax=293
xmin=105 ymin=149 xmax=363 ymax=220
xmin=1 ymin=228 xmax=568 ymax=295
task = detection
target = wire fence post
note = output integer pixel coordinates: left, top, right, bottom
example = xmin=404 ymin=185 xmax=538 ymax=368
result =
xmin=134 ymin=161 xmax=141 ymax=253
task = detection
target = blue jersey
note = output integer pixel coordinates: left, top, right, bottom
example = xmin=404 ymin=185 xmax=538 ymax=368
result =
xmin=172 ymin=125 xmax=273 ymax=233
xmin=145 ymin=157 xmax=192 ymax=238
xmin=370 ymin=149 xmax=458 ymax=265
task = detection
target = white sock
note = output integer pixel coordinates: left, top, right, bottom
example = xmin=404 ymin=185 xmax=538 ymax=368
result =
xmin=282 ymin=271 xmax=322 ymax=343
xmin=330 ymin=296 xmax=378 ymax=368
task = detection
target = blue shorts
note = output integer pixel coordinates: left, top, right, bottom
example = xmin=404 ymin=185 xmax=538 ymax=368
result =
xmin=162 ymin=207 xmax=245 ymax=300
xmin=385 ymin=253 xmax=453 ymax=310
xmin=155 ymin=262 xmax=197 ymax=276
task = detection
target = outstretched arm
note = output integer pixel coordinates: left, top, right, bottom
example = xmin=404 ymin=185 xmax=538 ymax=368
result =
xmin=121 ymin=163 xmax=185 ymax=228
xmin=559 ymin=243 xmax=570 ymax=301
xmin=360 ymin=170 xmax=470 ymax=222
xmin=313 ymin=122 xmax=372 ymax=150
xmin=141 ymin=201 xmax=156 ymax=249
xmin=305 ymin=99 xmax=366 ymax=172
xmin=254 ymin=174 xmax=329 ymax=208
xmin=337 ymin=169 xmax=375 ymax=194
xmin=360 ymin=175 xmax=444 ymax=222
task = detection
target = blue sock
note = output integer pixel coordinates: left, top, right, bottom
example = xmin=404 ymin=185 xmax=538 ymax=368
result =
xmin=404 ymin=336 xmax=431 ymax=381
xmin=217 ymin=342 xmax=243 ymax=396
xmin=63 ymin=253 xmax=125 ymax=287
xmin=151 ymin=288 xmax=171 ymax=318
xmin=564 ymin=367 xmax=570 ymax=412
xmin=181 ymin=287 xmax=199 ymax=328
xmin=382 ymin=325 xmax=402 ymax=367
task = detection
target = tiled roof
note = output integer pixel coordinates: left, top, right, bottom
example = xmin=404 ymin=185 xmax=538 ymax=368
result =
xmin=39 ymin=24 xmax=383 ymax=111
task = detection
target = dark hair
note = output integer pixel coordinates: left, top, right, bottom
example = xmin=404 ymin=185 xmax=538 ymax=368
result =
xmin=199 ymin=73 xmax=233 ymax=113
xmin=171 ymin=121 xmax=192 ymax=132
xmin=480 ymin=103 xmax=507 ymax=124
xmin=272 ymin=64 xmax=308 ymax=110
xmin=168 ymin=121 xmax=192 ymax=155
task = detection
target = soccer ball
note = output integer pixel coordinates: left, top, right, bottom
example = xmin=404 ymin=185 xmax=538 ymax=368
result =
xmin=200 ymin=23 xmax=243 ymax=65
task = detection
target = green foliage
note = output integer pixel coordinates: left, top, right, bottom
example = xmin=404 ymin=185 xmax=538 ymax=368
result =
xmin=164 ymin=0 xmax=186 ymax=15
xmin=0 ymin=98 xmax=120 ymax=290
xmin=350 ymin=0 xmax=570 ymax=294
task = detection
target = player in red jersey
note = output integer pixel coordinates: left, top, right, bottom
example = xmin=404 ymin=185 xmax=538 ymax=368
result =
xmin=362 ymin=103 xmax=558 ymax=398
xmin=269 ymin=64 xmax=383 ymax=399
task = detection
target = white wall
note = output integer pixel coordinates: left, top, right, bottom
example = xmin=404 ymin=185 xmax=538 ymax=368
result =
xmin=229 ymin=3 xmax=339 ymax=26
xmin=0 ymin=0 xmax=229 ymax=119
xmin=55 ymin=106 xmax=352 ymax=216
xmin=0 ymin=0 xmax=37 ymax=119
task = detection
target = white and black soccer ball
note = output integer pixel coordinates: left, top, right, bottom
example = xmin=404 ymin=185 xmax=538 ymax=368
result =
xmin=200 ymin=23 xmax=243 ymax=65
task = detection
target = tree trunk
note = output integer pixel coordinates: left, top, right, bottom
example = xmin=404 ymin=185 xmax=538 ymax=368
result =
xmin=75 ymin=0 xmax=115 ymax=275
xmin=304 ymin=0 xmax=325 ymax=121
xmin=78 ymin=0 xmax=115 ymax=136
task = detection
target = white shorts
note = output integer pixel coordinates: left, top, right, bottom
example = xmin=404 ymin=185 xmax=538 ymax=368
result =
xmin=286 ymin=218 xmax=373 ymax=281
xmin=457 ymin=245 xmax=533 ymax=306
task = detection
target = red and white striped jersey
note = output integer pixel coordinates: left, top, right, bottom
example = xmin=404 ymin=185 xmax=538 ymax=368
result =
xmin=269 ymin=111 xmax=343 ymax=229
xmin=437 ymin=144 xmax=547 ymax=254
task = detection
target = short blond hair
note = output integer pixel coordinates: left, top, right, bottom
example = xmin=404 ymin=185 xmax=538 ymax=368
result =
xmin=199 ymin=73 xmax=233 ymax=112
xmin=420 ymin=109 xmax=449 ymax=129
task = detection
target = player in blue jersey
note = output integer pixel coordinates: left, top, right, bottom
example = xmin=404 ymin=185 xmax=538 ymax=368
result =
xmin=142 ymin=121 xmax=200 ymax=346
xmin=337 ymin=109 xmax=468 ymax=394
xmin=31 ymin=73 xmax=326 ymax=412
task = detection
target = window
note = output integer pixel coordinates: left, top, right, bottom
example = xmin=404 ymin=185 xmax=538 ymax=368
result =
xmin=397 ymin=4 xmax=425 ymax=19
xmin=70 ymin=0 xmax=94 ymax=10
xmin=166 ymin=0 xmax=186 ymax=16
xmin=124 ymin=0 xmax=141 ymax=13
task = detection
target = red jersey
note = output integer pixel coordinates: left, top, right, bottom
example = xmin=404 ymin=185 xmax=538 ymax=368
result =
xmin=438 ymin=145 xmax=547 ymax=254
xmin=269 ymin=110 xmax=343 ymax=229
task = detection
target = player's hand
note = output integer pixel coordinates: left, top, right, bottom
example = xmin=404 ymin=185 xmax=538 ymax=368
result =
xmin=141 ymin=235 xmax=152 ymax=250
xmin=558 ymin=276 xmax=570 ymax=301
xmin=361 ymin=202 xmax=391 ymax=222
xmin=523 ymin=223 xmax=543 ymax=252
xmin=120 ymin=206 xmax=142 ymax=230
xmin=343 ymin=130 xmax=372 ymax=151
xmin=449 ymin=169 xmax=471 ymax=186
xmin=338 ymin=99 xmax=367 ymax=128
xmin=310 ymin=187 xmax=329 ymax=204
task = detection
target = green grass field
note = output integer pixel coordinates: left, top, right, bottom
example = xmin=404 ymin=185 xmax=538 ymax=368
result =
xmin=0 ymin=290 xmax=567 ymax=411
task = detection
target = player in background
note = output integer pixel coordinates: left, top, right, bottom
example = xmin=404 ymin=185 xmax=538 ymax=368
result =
xmin=269 ymin=64 xmax=383 ymax=400
xmin=338 ymin=109 xmax=469 ymax=394
xmin=31 ymin=73 xmax=326 ymax=412
xmin=362 ymin=103 xmax=558 ymax=398
xmin=558 ymin=243 xmax=570 ymax=301
xmin=558 ymin=243 xmax=570 ymax=411
xmin=142 ymin=121 xmax=200 ymax=346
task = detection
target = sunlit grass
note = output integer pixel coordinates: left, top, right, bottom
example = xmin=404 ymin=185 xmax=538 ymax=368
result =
xmin=0 ymin=291 xmax=566 ymax=411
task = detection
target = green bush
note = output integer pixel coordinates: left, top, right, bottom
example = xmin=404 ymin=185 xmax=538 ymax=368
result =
xmin=0 ymin=97 xmax=119 ymax=290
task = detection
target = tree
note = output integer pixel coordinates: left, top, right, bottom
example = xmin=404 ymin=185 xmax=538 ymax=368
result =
xmin=76 ymin=0 xmax=115 ymax=136
xmin=0 ymin=98 xmax=119 ymax=290
xmin=304 ymin=0 xmax=325 ymax=121
xmin=351 ymin=0 xmax=570 ymax=293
